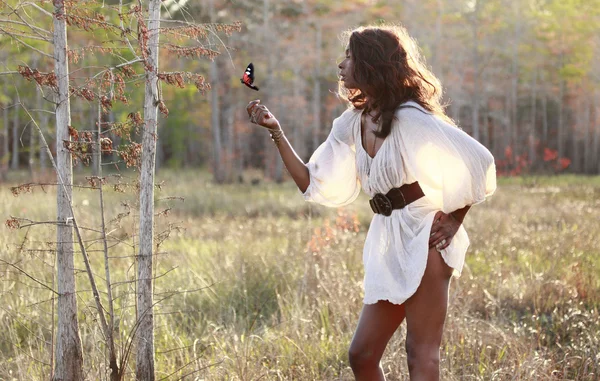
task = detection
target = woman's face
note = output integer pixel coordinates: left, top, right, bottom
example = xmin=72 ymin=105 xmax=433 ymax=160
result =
xmin=338 ymin=47 xmax=359 ymax=90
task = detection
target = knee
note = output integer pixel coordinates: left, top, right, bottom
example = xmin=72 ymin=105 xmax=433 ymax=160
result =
xmin=405 ymin=337 xmax=440 ymax=372
xmin=348 ymin=344 xmax=380 ymax=372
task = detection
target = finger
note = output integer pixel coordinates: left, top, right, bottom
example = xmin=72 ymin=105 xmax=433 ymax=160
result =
xmin=256 ymin=109 xmax=271 ymax=124
xmin=433 ymin=237 xmax=448 ymax=251
xmin=246 ymin=100 xmax=261 ymax=114
xmin=246 ymin=100 xmax=260 ymax=110
xmin=440 ymin=238 xmax=451 ymax=250
xmin=429 ymin=228 xmax=439 ymax=246
xmin=258 ymin=105 xmax=271 ymax=116
xmin=429 ymin=232 xmax=446 ymax=247
xmin=432 ymin=211 xmax=444 ymax=225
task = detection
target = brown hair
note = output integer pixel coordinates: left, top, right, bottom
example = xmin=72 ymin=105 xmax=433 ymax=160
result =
xmin=339 ymin=24 xmax=454 ymax=138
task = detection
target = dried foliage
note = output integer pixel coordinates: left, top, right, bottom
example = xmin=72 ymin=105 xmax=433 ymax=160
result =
xmin=5 ymin=217 xmax=20 ymax=230
xmin=18 ymin=65 xmax=58 ymax=89
xmin=10 ymin=183 xmax=33 ymax=197
xmin=118 ymin=142 xmax=142 ymax=168
xmin=164 ymin=44 xmax=220 ymax=60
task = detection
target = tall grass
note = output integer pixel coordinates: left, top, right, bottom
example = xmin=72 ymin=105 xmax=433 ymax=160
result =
xmin=1 ymin=171 xmax=598 ymax=380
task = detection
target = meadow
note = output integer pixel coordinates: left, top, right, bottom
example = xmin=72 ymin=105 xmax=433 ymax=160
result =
xmin=0 ymin=171 xmax=599 ymax=380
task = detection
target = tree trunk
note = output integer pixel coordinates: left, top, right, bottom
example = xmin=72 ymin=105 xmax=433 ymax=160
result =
xmin=312 ymin=23 xmax=322 ymax=152
xmin=583 ymin=98 xmax=592 ymax=173
xmin=52 ymin=0 xmax=84 ymax=379
xmin=542 ymin=84 xmax=548 ymax=147
xmin=92 ymin=104 xmax=99 ymax=175
xmin=136 ymin=1 xmax=160 ymax=379
xmin=209 ymin=0 xmax=223 ymax=183
xmin=530 ymin=70 xmax=537 ymax=165
xmin=510 ymin=6 xmax=521 ymax=155
xmin=470 ymin=2 xmax=480 ymax=140
xmin=39 ymin=91 xmax=49 ymax=171
xmin=594 ymin=92 xmax=600 ymax=174
xmin=291 ymin=65 xmax=304 ymax=159
xmin=1 ymin=80 xmax=8 ymax=179
xmin=209 ymin=59 xmax=222 ymax=182
xmin=557 ymin=56 xmax=565 ymax=158
xmin=11 ymin=101 xmax=19 ymax=170
xmin=29 ymin=88 xmax=41 ymax=176
xmin=432 ymin=0 xmax=443 ymax=82
xmin=571 ymin=104 xmax=580 ymax=171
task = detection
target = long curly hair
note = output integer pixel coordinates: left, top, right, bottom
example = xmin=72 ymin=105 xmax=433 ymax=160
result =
xmin=338 ymin=24 xmax=454 ymax=138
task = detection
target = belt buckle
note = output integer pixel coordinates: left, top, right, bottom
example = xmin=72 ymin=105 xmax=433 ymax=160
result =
xmin=370 ymin=193 xmax=393 ymax=216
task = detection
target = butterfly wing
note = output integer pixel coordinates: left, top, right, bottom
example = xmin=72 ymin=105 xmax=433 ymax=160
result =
xmin=241 ymin=63 xmax=259 ymax=91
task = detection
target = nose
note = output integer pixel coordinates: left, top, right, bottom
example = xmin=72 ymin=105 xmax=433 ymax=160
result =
xmin=338 ymin=60 xmax=344 ymax=69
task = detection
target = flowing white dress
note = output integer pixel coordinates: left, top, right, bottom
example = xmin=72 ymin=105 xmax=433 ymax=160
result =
xmin=302 ymin=101 xmax=497 ymax=305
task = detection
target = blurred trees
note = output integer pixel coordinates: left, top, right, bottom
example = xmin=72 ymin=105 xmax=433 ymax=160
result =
xmin=1 ymin=0 xmax=600 ymax=182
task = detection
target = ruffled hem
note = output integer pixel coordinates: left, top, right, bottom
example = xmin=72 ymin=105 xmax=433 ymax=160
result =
xmin=361 ymin=209 xmax=465 ymax=306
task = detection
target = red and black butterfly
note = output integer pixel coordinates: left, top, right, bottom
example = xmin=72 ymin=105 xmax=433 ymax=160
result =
xmin=240 ymin=62 xmax=259 ymax=91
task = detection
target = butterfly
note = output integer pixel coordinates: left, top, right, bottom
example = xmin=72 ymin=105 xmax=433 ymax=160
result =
xmin=240 ymin=62 xmax=259 ymax=91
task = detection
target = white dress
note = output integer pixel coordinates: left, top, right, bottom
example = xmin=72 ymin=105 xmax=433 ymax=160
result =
xmin=302 ymin=101 xmax=497 ymax=305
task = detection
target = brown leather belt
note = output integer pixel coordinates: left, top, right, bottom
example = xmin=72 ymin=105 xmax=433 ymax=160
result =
xmin=369 ymin=182 xmax=425 ymax=216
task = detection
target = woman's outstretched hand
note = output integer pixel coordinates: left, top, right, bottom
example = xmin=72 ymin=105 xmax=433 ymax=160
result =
xmin=246 ymin=100 xmax=281 ymax=130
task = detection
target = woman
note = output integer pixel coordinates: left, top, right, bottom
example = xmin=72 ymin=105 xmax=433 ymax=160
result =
xmin=246 ymin=24 xmax=496 ymax=381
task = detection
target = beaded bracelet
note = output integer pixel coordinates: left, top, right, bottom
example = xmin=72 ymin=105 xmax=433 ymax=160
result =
xmin=269 ymin=128 xmax=285 ymax=145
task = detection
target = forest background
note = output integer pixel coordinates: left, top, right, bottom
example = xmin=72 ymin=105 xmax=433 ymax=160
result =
xmin=1 ymin=0 xmax=599 ymax=380
xmin=2 ymin=0 xmax=600 ymax=179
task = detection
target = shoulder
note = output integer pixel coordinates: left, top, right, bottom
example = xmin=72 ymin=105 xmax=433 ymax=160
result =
xmin=331 ymin=107 xmax=360 ymax=143
xmin=393 ymin=101 xmax=439 ymax=135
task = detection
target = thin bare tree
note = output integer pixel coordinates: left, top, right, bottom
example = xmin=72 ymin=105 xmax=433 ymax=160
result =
xmin=52 ymin=0 xmax=84 ymax=379
xmin=137 ymin=0 xmax=161 ymax=378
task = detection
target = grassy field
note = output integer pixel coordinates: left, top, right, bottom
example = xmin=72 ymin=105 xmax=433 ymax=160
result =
xmin=1 ymin=171 xmax=599 ymax=380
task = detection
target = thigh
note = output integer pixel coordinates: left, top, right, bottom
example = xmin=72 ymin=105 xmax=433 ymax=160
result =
xmin=404 ymin=247 xmax=453 ymax=348
xmin=350 ymin=300 xmax=406 ymax=358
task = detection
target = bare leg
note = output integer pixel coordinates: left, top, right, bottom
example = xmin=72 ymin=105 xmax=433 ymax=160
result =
xmin=349 ymin=301 xmax=406 ymax=381
xmin=404 ymin=247 xmax=453 ymax=381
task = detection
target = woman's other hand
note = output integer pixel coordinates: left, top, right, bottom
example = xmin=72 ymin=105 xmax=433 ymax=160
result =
xmin=246 ymin=100 xmax=281 ymax=130
xmin=429 ymin=211 xmax=461 ymax=251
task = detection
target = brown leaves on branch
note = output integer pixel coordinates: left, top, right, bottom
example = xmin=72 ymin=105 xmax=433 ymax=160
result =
xmin=100 ymin=137 xmax=113 ymax=153
xmin=157 ymin=100 xmax=169 ymax=117
xmin=110 ymin=112 xmax=143 ymax=138
xmin=5 ymin=217 xmax=20 ymax=230
xmin=118 ymin=142 xmax=142 ymax=168
xmin=86 ymin=176 xmax=107 ymax=188
xmin=158 ymin=72 xmax=185 ymax=88
xmin=100 ymin=95 xmax=113 ymax=113
xmin=10 ymin=184 xmax=33 ymax=197
xmin=160 ymin=21 xmax=241 ymax=42
xmin=71 ymin=86 xmax=96 ymax=102
xmin=67 ymin=46 xmax=120 ymax=64
xmin=64 ymin=126 xmax=93 ymax=166
xmin=163 ymin=44 xmax=219 ymax=60
xmin=212 ymin=21 xmax=242 ymax=35
xmin=157 ymin=72 xmax=210 ymax=94
xmin=65 ymin=8 xmax=121 ymax=34
xmin=18 ymin=65 xmax=58 ymax=89
xmin=119 ymin=65 xmax=136 ymax=78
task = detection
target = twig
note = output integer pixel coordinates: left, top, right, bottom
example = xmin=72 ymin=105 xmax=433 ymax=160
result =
xmin=0 ymin=259 xmax=58 ymax=294
xmin=16 ymin=2 xmax=54 ymax=18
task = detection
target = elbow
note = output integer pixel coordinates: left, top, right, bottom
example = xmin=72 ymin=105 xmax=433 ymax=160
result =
xmin=299 ymin=180 xmax=310 ymax=194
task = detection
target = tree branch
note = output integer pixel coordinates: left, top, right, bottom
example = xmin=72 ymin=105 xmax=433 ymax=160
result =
xmin=0 ymin=18 xmax=52 ymax=37
xmin=0 ymin=259 xmax=58 ymax=295
xmin=18 ymin=2 xmax=58 ymax=18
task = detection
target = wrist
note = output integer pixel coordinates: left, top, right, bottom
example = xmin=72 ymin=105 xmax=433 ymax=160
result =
xmin=269 ymin=128 xmax=285 ymax=145
xmin=450 ymin=205 xmax=471 ymax=224
xmin=449 ymin=212 xmax=462 ymax=224
xmin=268 ymin=122 xmax=282 ymax=131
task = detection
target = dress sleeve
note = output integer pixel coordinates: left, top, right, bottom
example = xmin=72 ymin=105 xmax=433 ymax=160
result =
xmin=396 ymin=106 xmax=496 ymax=214
xmin=302 ymin=110 xmax=361 ymax=207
